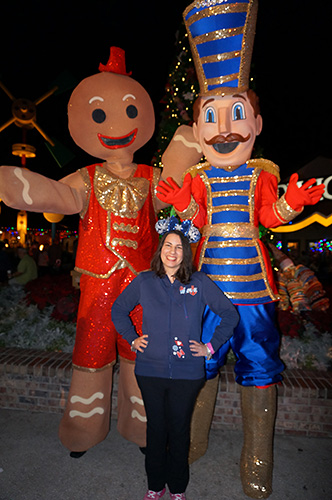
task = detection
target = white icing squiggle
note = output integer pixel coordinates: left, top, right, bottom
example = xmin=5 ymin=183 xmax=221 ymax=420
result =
xmin=70 ymin=392 xmax=104 ymax=405
xmin=174 ymin=135 xmax=202 ymax=153
xmin=130 ymin=395 xmax=144 ymax=406
xmin=129 ymin=395 xmax=146 ymax=421
xmin=13 ymin=168 xmax=33 ymax=205
xmin=131 ymin=410 xmax=147 ymax=422
xmin=69 ymin=407 xmax=104 ymax=419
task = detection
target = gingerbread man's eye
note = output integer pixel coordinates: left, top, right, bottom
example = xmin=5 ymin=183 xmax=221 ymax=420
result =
xmin=126 ymin=104 xmax=138 ymax=119
xmin=92 ymin=109 xmax=106 ymax=123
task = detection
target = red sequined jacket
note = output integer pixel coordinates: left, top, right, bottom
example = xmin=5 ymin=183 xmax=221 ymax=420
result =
xmin=75 ymin=164 xmax=160 ymax=278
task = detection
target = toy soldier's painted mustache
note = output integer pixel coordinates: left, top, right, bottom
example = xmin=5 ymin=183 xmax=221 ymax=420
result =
xmin=205 ymin=133 xmax=250 ymax=154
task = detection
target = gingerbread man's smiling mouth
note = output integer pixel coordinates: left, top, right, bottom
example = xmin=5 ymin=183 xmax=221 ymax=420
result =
xmin=98 ymin=128 xmax=137 ymax=149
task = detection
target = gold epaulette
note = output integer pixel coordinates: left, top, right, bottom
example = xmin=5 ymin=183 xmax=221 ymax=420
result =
xmin=248 ymin=158 xmax=280 ymax=182
xmin=181 ymin=161 xmax=210 ymax=181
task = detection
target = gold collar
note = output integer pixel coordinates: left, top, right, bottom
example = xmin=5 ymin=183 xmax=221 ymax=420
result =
xmin=94 ymin=165 xmax=149 ymax=218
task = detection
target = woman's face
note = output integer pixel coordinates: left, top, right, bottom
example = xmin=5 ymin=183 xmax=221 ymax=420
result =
xmin=160 ymin=233 xmax=183 ymax=276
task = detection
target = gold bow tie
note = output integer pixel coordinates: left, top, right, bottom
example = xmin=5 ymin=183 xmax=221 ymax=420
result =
xmin=94 ymin=165 xmax=149 ymax=218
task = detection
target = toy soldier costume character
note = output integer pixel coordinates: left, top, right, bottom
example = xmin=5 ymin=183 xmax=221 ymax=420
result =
xmin=157 ymin=1 xmax=324 ymax=498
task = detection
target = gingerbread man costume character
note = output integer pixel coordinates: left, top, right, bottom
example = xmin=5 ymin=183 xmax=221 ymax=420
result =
xmin=0 ymin=47 xmax=167 ymax=453
xmin=157 ymin=2 xmax=325 ymax=498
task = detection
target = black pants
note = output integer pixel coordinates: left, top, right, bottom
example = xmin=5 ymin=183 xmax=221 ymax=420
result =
xmin=136 ymin=375 xmax=205 ymax=494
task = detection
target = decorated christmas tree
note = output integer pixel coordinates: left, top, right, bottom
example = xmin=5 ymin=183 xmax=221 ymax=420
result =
xmin=153 ymin=22 xmax=199 ymax=169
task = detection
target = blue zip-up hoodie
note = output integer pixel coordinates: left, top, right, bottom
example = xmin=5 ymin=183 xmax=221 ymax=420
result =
xmin=112 ymin=270 xmax=239 ymax=380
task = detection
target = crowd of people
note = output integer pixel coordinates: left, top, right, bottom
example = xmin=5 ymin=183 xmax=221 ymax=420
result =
xmin=0 ymin=236 xmax=78 ymax=285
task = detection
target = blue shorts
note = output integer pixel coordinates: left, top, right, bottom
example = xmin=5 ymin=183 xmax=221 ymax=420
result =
xmin=202 ymin=302 xmax=284 ymax=387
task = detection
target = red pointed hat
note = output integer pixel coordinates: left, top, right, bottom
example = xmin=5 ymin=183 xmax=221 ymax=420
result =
xmin=99 ymin=47 xmax=132 ymax=76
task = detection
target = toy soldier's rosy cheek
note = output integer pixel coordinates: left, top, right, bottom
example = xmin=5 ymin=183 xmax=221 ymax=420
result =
xmin=92 ymin=108 xmax=106 ymax=123
xmin=126 ymin=105 xmax=138 ymax=119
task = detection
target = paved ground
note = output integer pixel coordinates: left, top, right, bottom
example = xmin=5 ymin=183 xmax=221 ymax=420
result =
xmin=0 ymin=409 xmax=331 ymax=500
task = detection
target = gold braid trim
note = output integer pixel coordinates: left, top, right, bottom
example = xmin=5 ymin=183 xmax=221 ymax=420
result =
xmin=224 ymin=290 xmax=276 ymax=300
xmin=176 ymin=163 xmax=210 ymax=220
xmin=273 ymin=193 xmax=303 ymax=223
xmin=72 ymin=359 xmax=116 ymax=372
xmin=118 ymin=355 xmax=136 ymax=365
xmin=181 ymin=161 xmax=211 ymax=181
xmin=202 ymin=222 xmax=259 ymax=239
xmin=181 ymin=159 xmax=279 ymax=181
xmin=78 ymin=167 xmax=92 ymax=219
xmin=152 ymin=167 xmax=162 ymax=215
xmin=175 ymin=195 xmax=199 ymax=220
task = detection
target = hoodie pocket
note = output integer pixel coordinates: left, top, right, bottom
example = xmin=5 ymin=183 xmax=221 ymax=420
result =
xmin=138 ymin=331 xmax=168 ymax=364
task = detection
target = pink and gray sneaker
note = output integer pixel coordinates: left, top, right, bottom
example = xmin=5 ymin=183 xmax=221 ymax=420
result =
xmin=143 ymin=488 xmax=166 ymax=500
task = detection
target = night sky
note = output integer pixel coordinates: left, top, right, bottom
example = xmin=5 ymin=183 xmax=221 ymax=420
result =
xmin=0 ymin=0 xmax=331 ymax=229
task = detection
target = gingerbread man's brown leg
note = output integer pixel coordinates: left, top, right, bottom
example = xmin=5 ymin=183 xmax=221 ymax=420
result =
xmin=116 ymin=358 xmax=147 ymax=447
xmin=59 ymin=364 xmax=114 ymax=452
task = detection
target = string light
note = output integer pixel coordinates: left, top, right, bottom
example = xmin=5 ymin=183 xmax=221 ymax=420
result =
xmin=309 ymin=239 xmax=332 ymax=253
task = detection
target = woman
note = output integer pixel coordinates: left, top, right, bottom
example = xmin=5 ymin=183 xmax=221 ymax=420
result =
xmin=112 ymin=220 xmax=238 ymax=500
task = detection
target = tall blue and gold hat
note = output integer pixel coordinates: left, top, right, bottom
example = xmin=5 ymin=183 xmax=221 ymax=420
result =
xmin=183 ymin=0 xmax=258 ymax=96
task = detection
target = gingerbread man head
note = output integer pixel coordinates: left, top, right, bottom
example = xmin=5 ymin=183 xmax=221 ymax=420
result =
xmin=68 ymin=47 xmax=155 ymax=165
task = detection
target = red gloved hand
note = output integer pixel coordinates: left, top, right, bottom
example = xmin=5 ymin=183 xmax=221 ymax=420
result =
xmin=156 ymin=173 xmax=192 ymax=212
xmin=285 ymin=173 xmax=325 ymax=211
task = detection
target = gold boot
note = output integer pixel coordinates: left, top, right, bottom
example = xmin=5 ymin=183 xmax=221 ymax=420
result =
xmin=240 ymin=385 xmax=277 ymax=499
xmin=189 ymin=376 xmax=219 ymax=464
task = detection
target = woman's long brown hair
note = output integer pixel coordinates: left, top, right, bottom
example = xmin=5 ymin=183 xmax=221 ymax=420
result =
xmin=151 ymin=230 xmax=196 ymax=284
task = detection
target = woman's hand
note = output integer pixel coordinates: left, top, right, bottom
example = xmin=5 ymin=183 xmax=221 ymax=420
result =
xmin=132 ymin=334 xmax=149 ymax=353
xmin=189 ymin=340 xmax=209 ymax=357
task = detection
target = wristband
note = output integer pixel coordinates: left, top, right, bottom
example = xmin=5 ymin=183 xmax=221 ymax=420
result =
xmin=131 ymin=340 xmax=137 ymax=353
xmin=205 ymin=344 xmax=213 ymax=360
